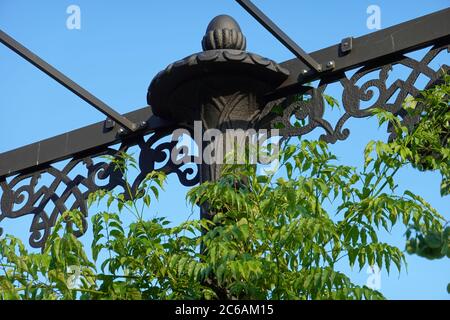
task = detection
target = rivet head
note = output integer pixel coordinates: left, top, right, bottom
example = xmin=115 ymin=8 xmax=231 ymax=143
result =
xmin=326 ymin=61 xmax=335 ymax=69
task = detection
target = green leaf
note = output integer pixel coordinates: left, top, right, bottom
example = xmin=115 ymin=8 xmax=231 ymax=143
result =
xmin=323 ymin=93 xmax=340 ymax=110
xmin=144 ymin=195 xmax=151 ymax=207
xmin=271 ymin=104 xmax=285 ymax=116
xmin=177 ymin=257 xmax=189 ymax=276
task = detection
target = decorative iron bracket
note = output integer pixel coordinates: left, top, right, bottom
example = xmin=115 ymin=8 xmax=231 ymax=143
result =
xmin=270 ymin=7 xmax=450 ymax=100
xmin=0 ymin=30 xmax=139 ymax=132
xmin=0 ymin=4 xmax=449 ymax=249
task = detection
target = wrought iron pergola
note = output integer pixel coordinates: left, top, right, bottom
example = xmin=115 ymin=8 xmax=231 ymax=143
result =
xmin=1 ymin=1 xmax=449 ymax=249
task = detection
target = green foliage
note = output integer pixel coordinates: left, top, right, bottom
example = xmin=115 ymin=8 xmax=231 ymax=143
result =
xmin=1 ymin=133 xmax=445 ymax=300
xmin=0 ymin=210 xmax=96 ymax=299
xmin=323 ymin=93 xmax=340 ymax=110
xmin=369 ymin=73 xmax=449 ymax=196
xmin=186 ymin=139 xmax=444 ymax=299
xmin=368 ymin=72 xmax=449 ymax=292
xmin=0 ymin=78 xmax=448 ymax=299
xmin=405 ymin=227 xmax=449 ymax=260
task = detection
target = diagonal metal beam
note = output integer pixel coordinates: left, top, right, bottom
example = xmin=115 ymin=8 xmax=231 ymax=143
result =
xmin=1 ymin=7 xmax=449 ymax=179
xmin=236 ymin=0 xmax=323 ymax=72
xmin=0 ymin=29 xmax=139 ymax=132
xmin=269 ymin=7 xmax=450 ymax=99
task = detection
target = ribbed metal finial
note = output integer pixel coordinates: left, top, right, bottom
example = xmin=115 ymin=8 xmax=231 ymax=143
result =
xmin=202 ymin=15 xmax=247 ymax=51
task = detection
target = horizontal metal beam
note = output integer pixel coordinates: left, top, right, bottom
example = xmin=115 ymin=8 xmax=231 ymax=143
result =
xmin=0 ymin=30 xmax=139 ymax=132
xmin=0 ymin=107 xmax=173 ymax=178
xmin=270 ymin=7 xmax=450 ymax=99
xmin=1 ymin=7 xmax=449 ymax=179
xmin=236 ymin=0 xmax=323 ymax=72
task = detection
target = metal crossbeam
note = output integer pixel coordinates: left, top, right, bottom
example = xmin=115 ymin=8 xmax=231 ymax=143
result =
xmin=0 ymin=107 xmax=172 ymax=178
xmin=1 ymin=8 xmax=449 ymax=178
xmin=1 ymin=4 xmax=449 ymax=249
xmin=236 ymin=0 xmax=323 ymax=72
xmin=0 ymin=30 xmax=139 ymax=132
xmin=271 ymin=7 xmax=450 ymax=99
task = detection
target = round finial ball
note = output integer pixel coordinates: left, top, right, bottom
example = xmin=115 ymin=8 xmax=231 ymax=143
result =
xmin=202 ymin=15 xmax=247 ymax=51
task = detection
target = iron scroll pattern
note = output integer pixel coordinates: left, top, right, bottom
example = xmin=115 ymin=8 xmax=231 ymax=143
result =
xmin=263 ymin=43 xmax=450 ymax=143
xmin=0 ymin=129 xmax=199 ymax=249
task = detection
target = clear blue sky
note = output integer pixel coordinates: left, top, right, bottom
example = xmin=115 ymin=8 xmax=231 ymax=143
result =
xmin=0 ymin=0 xmax=449 ymax=299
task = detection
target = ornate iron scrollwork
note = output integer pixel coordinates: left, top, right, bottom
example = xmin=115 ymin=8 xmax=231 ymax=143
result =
xmin=0 ymin=129 xmax=199 ymax=249
xmin=2 ymin=43 xmax=448 ymax=249
xmin=264 ymin=43 xmax=449 ymax=143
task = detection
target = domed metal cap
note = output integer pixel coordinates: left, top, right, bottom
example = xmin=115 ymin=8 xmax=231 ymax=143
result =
xmin=202 ymin=15 xmax=246 ymax=51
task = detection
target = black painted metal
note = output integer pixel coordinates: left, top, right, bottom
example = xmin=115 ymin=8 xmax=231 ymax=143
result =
xmin=0 ymin=3 xmax=449 ymax=248
xmin=271 ymin=7 xmax=450 ymax=99
xmin=0 ymin=129 xmax=199 ymax=248
xmin=0 ymin=107 xmax=173 ymax=178
xmin=148 ymin=14 xmax=290 ymax=210
xmin=2 ymin=8 xmax=448 ymax=180
xmin=236 ymin=0 xmax=324 ymax=72
xmin=0 ymin=30 xmax=139 ymax=132
xmin=260 ymin=42 xmax=449 ymax=143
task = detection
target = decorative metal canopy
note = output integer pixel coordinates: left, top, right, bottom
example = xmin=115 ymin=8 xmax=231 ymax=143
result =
xmin=0 ymin=1 xmax=449 ymax=248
